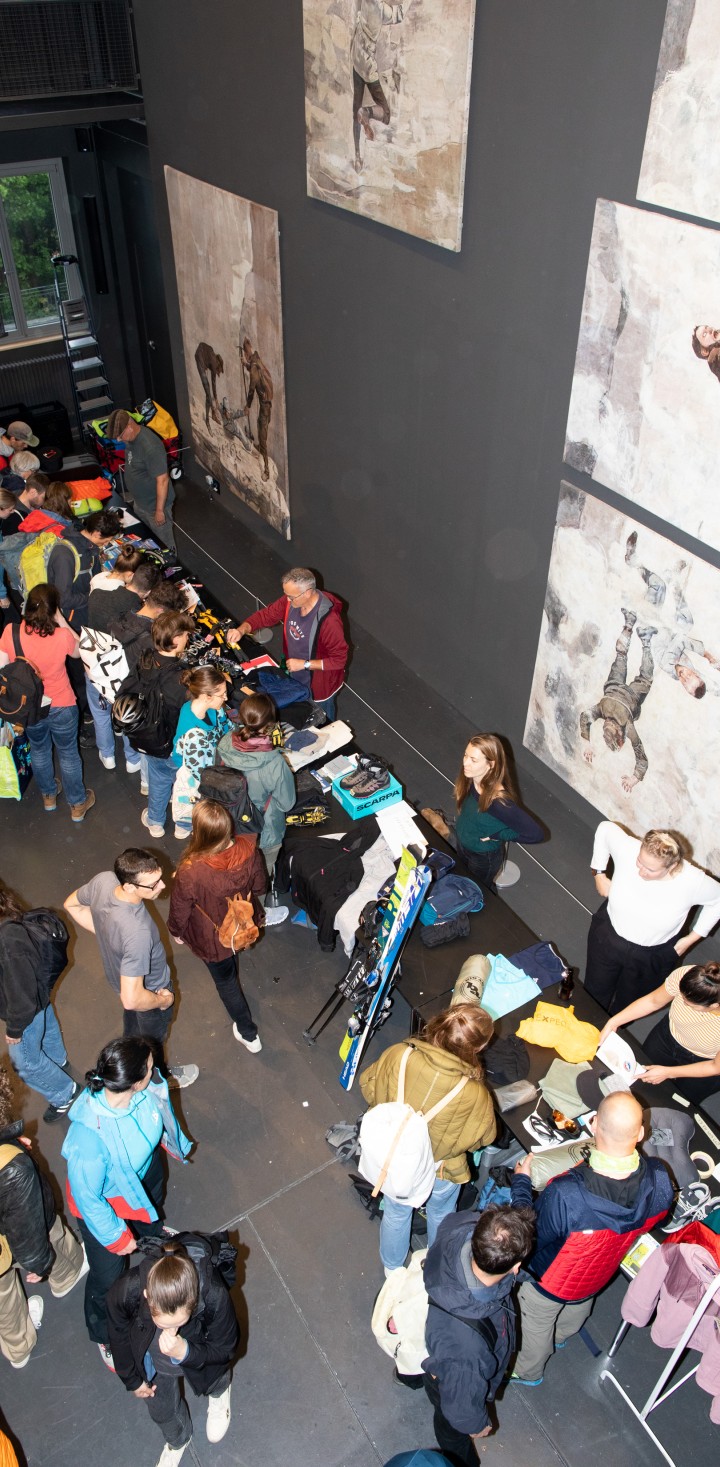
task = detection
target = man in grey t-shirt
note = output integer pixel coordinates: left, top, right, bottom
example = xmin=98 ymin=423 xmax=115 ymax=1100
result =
xmin=65 ymin=848 xmax=197 ymax=1088
xmin=107 ymin=409 xmax=175 ymax=551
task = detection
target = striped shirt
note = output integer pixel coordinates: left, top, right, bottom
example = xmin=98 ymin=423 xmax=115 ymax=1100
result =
xmin=665 ymin=967 xmax=720 ymax=1060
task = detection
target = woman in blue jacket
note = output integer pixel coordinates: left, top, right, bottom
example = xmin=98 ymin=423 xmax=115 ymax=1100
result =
xmin=61 ymin=1036 xmax=192 ymax=1367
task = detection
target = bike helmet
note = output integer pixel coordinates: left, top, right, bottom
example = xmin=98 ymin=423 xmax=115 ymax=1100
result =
xmin=111 ymin=695 xmax=146 ymax=734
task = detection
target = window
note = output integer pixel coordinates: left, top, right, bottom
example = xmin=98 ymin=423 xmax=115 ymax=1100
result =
xmin=0 ymin=160 xmax=81 ymax=342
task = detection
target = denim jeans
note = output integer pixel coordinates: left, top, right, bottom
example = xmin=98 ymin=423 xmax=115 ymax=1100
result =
xmin=379 ymin=1176 xmax=461 ymax=1271
xmin=9 ymin=1004 xmax=74 ymax=1108
xmin=85 ymin=676 xmax=115 ymax=759
xmin=146 ymin=753 xmax=177 ymax=828
xmin=27 ymin=704 xmax=86 ymax=806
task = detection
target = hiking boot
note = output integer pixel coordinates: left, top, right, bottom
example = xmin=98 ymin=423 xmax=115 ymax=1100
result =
xmin=43 ymin=1082 xmax=77 ymax=1123
xmin=620 ymin=607 xmax=637 ymax=628
xmin=206 ymin=1384 xmax=232 ymax=1443
xmin=42 ymin=780 xmax=62 ymax=812
xmin=233 ymin=1026 xmax=262 ymax=1053
xmin=168 ymin=1064 xmax=199 ymax=1089
xmin=70 ymin=790 xmax=96 ymax=823
xmin=420 ymin=807 xmax=452 ymax=838
xmin=141 ymin=808 xmax=165 ymax=838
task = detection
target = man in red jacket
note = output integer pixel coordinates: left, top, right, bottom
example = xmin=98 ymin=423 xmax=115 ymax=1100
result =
xmin=227 ymin=567 xmax=348 ymax=719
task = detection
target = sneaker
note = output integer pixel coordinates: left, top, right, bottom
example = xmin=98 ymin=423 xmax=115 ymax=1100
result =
xmin=125 ymin=759 xmax=141 ymax=774
xmin=233 ymin=1026 xmax=262 ymax=1053
xmin=43 ymin=1082 xmax=78 ymax=1124
xmin=51 ymin=1247 xmax=89 ymax=1297
xmin=263 ymin=904 xmax=289 ymax=926
xmin=141 ymin=808 xmax=165 ymax=839
xmin=9 ymin=1348 xmax=34 ymax=1369
xmin=662 ymin=1181 xmax=711 ymax=1232
xmin=510 ymin=1372 xmax=543 ymax=1386
xmin=99 ymin=752 xmax=116 ymax=770
xmin=155 ymin=1443 xmax=190 ymax=1467
xmin=174 ymin=824 xmax=190 ymax=840
xmin=206 ymin=1383 xmax=232 ymax=1443
xmin=70 ymin=789 xmax=96 ymax=823
xmin=42 ymin=780 xmax=62 ymax=812
xmin=27 ymin=1295 xmax=44 ymax=1330
xmin=97 ymin=1342 xmax=116 ymax=1372
xmin=140 ymin=778 xmax=149 ymax=795
xmin=168 ymin=1064 xmax=199 ymax=1089
xmin=351 ymin=768 xmax=391 ymax=798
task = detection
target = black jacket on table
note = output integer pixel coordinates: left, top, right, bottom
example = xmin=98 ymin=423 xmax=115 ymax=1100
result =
xmin=106 ymin=1250 xmax=239 ymax=1395
xmin=422 ymin=1211 xmax=517 ymax=1436
xmin=276 ymin=818 xmax=380 ymax=950
xmin=0 ymin=918 xmax=51 ymax=1039
xmin=0 ymin=1120 xmax=57 ymax=1276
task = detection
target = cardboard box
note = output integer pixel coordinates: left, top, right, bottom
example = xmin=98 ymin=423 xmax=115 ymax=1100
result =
xmin=332 ymin=770 xmax=403 ymax=819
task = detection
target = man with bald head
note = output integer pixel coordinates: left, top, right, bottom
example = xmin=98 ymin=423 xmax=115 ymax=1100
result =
xmin=509 ymin=1092 xmax=673 ymax=1384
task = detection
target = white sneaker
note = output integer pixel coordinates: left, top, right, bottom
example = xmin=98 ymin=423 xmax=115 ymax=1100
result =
xmin=168 ymin=1064 xmax=199 ymax=1088
xmin=51 ymin=1246 xmax=89 ymax=1297
xmin=141 ymin=808 xmax=165 ymax=838
xmin=140 ymin=778 xmax=149 ymax=795
xmin=155 ymin=1442 xmax=190 ymax=1467
xmin=174 ymin=824 xmax=190 ymax=840
xmin=233 ymin=1026 xmax=262 ymax=1053
xmin=206 ymin=1383 xmax=232 ymax=1443
xmin=97 ymin=1341 xmax=116 ymax=1371
xmin=27 ymin=1295 xmax=44 ymax=1329
xmin=125 ymin=759 xmax=141 ymax=774
xmin=99 ymin=753 xmax=116 ymax=770
xmin=264 ymin=904 xmax=289 ymax=927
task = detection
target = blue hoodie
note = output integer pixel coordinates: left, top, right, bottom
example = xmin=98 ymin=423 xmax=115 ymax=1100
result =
xmin=421 ymin=1211 xmax=517 ymax=1435
xmin=62 ymin=1076 xmax=191 ymax=1251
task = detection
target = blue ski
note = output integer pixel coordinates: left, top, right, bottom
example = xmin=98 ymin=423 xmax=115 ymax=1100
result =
xmin=338 ymin=859 xmax=432 ymax=1091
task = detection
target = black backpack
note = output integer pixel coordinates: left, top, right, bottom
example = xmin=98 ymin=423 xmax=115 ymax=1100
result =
xmin=113 ymin=658 xmax=176 ymax=758
xmin=0 ymin=909 xmax=70 ymax=996
xmin=138 ymin=1229 xmax=237 ymax=1290
xmin=0 ymin=624 xmax=47 ymax=729
xmin=198 ymin=764 xmax=264 ymax=835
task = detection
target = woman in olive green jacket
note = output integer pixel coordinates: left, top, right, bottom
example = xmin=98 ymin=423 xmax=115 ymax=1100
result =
xmin=359 ymin=1003 xmax=496 ymax=1274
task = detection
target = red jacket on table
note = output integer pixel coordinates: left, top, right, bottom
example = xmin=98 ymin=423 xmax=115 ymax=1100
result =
xmin=245 ymin=590 xmax=348 ymax=702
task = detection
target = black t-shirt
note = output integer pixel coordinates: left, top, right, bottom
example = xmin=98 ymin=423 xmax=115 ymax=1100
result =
xmin=576 ymin=1156 xmax=646 ymax=1210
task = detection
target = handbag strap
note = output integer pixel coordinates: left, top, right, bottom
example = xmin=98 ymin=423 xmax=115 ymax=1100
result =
xmin=195 ymin=902 xmax=219 ymax=934
xmin=11 ymin=622 xmax=44 ymax=685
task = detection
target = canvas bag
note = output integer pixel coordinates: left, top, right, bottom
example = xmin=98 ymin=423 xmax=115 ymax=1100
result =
xmin=78 ymin=626 xmax=129 ymax=701
xmin=358 ymin=1046 xmax=468 ymax=1207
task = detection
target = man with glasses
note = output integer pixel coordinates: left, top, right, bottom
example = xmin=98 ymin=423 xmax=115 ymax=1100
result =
xmin=64 ymin=850 xmax=198 ymax=1088
xmin=227 ymin=567 xmax=348 ymax=721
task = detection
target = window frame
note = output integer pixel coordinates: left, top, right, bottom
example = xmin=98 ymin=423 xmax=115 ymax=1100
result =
xmin=0 ymin=158 xmax=81 ymax=343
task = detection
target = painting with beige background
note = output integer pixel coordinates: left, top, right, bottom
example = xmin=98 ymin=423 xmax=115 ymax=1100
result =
xmin=524 ymin=484 xmax=720 ymax=875
xmin=638 ymin=0 xmax=720 ymax=226
xmin=303 ymin=0 xmax=477 ymax=250
xmin=164 ymin=167 xmax=290 ymax=538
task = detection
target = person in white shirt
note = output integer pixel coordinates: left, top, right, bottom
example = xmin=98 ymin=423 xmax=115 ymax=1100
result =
xmin=585 ymin=822 xmax=720 ymax=1015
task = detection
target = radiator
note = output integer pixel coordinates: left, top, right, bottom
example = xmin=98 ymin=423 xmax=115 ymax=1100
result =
xmin=0 ymin=352 xmax=75 ymax=424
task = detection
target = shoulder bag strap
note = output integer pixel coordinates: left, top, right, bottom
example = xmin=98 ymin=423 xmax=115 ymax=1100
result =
xmin=396 ymin=1044 xmax=413 ymax=1105
xmin=11 ymin=622 xmax=44 ymax=683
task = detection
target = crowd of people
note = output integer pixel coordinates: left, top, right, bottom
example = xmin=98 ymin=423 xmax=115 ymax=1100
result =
xmin=0 ymin=462 xmax=719 ymax=1465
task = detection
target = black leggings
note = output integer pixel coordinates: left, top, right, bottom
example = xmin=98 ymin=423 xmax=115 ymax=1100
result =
xmin=643 ymin=1014 xmax=720 ymax=1104
xmin=206 ymin=954 xmax=257 ymax=1040
xmin=77 ymin=1147 xmax=165 ymax=1343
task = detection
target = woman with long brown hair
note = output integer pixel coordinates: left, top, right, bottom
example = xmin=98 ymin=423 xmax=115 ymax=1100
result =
xmin=359 ymin=1003 xmax=497 ymax=1274
xmin=423 ymin=733 xmax=543 ymax=889
xmin=168 ymin=800 xmax=267 ymax=1053
xmin=0 ymin=582 xmax=94 ymax=821
xmin=217 ymin=692 xmax=296 ymax=874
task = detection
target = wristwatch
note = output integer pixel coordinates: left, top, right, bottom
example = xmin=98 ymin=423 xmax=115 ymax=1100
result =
xmin=304 ymin=660 xmax=310 ymax=670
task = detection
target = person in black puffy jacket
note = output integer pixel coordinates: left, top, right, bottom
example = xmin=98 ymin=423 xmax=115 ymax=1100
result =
xmin=107 ymin=1237 xmax=239 ymax=1462
xmin=0 ymin=885 xmax=76 ymax=1123
xmin=0 ymin=1066 xmax=86 ymax=1368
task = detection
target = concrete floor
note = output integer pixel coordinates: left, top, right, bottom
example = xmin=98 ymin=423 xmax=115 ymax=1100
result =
xmin=1 ymin=482 xmax=717 ymax=1465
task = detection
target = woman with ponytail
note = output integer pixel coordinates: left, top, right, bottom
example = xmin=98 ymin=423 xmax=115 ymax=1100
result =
xmin=107 ymin=1235 xmax=239 ymax=1462
xmin=61 ymin=1037 xmax=192 ymax=1367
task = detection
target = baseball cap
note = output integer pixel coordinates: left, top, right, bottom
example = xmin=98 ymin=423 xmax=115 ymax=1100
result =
xmin=7 ymin=421 xmax=39 ymax=447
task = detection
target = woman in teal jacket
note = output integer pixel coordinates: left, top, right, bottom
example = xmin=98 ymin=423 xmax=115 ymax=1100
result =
xmin=62 ymin=1036 xmax=192 ymax=1366
xmin=217 ymin=692 xmax=296 ymax=873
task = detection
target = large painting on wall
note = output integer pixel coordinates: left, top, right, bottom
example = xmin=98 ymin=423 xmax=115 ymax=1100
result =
xmin=164 ymin=167 xmax=290 ymax=538
xmin=303 ymin=0 xmax=477 ymax=251
xmin=638 ymin=0 xmax=720 ymax=226
xmin=564 ymin=198 xmax=720 ymax=552
xmin=524 ymin=484 xmax=720 ymax=875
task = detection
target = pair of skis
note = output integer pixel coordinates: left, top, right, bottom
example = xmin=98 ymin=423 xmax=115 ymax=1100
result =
xmin=338 ymin=848 xmax=432 ymax=1091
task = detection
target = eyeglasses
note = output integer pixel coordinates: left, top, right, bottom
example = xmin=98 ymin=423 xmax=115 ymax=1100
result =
xmin=135 ymin=877 xmax=163 ymax=891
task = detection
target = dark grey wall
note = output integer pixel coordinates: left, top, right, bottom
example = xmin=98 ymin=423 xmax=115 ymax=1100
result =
xmin=131 ymin=0 xmax=671 ymax=815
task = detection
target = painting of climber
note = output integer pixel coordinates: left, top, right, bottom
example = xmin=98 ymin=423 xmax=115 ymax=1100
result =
xmin=524 ymin=483 xmax=720 ymax=874
xmin=164 ymin=167 xmax=290 ymax=538
xmin=303 ymin=0 xmax=477 ymax=250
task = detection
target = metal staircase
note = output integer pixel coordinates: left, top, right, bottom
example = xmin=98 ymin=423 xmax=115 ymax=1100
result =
xmin=51 ymin=252 xmax=113 ymax=443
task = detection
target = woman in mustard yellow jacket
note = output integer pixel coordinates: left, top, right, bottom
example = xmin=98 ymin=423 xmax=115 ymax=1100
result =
xmin=359 ymin=1004 xmax=496 ymax=1274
